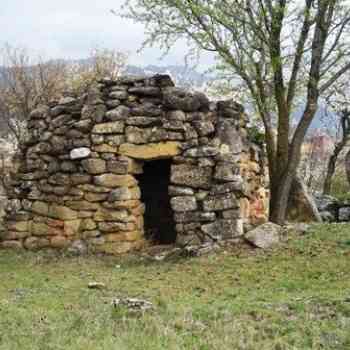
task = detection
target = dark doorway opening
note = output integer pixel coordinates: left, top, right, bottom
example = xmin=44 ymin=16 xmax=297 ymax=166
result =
xmin=137 ymin=159 xmax=177 ymax=244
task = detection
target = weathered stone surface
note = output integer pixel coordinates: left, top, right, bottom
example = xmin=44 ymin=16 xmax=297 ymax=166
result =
xmin=98 ymin=222 xmax=136 ymax=232
xmin=82 ymin=230 xmax=101 ymax=239
xmin=94 ymin=208 xmax=132 ymax=222
xmin=202 ymin=219 xmax=243 ymax=239
xmin=85 ymin=192 xmax=108 ymax=202
xmin=107 ymin=158 xmax=143 ymax=175
xmin=31 ymin=222 xmax=52 ymax=236
xmin=70 ymin=147 xmax=91 ymax=160
xmin=92 ymin=144 xmax=119 ymax=153
xmin=108 ymin=187 xmax=141 ymax=201
xmin=64 ymin=220 xmax=81 ymax=236
xmin=171 ymin=164 xmax=212 ymax=189
xmin=183 ymin=146 xmax=218 ymax=158
xmin=7 ymin=221 xmax=28 ymax=232
xmin=51 ymin=236 xmax=69 ymax=248
xmin=287 ymin=177 xmax=322 ymax=223
xmin=81 ymin=104 xmax=106 ymax=122
xmin=168 ymin=186 xmax=194 ymax=196
xmin=61 ymin=161 xmax=77 ymax=173
xmin=106 ymin=106 xmax=130 ymax=120
xmin=30 ymin=105 xmax=50 ymax=119
xmin=170 ymin=196 xmax=197 ymax=212
xmin=210 ymin=178 xmax=244 ymax=194
xmin=78 ymin=184 xmax=111 ymax=193
xmin=339 ymin=207 xmax=350 ymax=221
xmin=244 ymin=222 xmax=282 ymax=249
xmin=119 ymin=142 xmax=181 ymax=160
xmin=125 ymin=126 xmax=151 ymax=144
xmin=126 ymin=117 xmax=161 ymax=127
xmin=167 ymin=110 xmax=187 ymax=121
xmin=70 ymin=174 xmax=92 ymax=185
xmin=92 ymin=122 xmax=124 ymax=134
xmin=31 ymin=201 xmax=49 ymax=216
xmin=24 ymin=237 xmax=50 ymax=250
xmin=193 ymin=121 xmax=215 ymax=136
xmin=81 ymin=159 xmax=106 ymax=175
xmin=94 ymin=174 xmax=137 ymax=188
xmin=105 ymin=135 xmax=125 ymax=146
xmin=214 ymin=163 xmax=240 ymax=182
xmin=59 ymin=96 xmax=76 ymax=106
xmin=73 ymin=119 xmax=92 ymax=132
xmin=216 ymin=119 xmax=243 ymax=154
xmin=163 ymin=87 xmax=209 ymax=112
xmin=3 ymin=230 xmax=30 ymax=240
xmin=222 ymin=209 xmax=241 ymax=219
xmin=129 ymin=86 xmax=161 ymax=96
xmin=81 ymin=219 xmax=97 ymax=231
xmin=65 ymin=201 xmax=99 ymax=211
xmin=174 ymin=211 xmax=216 ymax=223
xmin=109 ymin=91 xmax=128 ymax=100
xmin=203 ymin=193 xmax=238 ymax=212
xmin=49 ymin=205 xmax=78 ymax=220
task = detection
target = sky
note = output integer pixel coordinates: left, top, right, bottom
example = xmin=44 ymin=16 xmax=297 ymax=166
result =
xmin=0 ymin=0 xmax=214 ymax=68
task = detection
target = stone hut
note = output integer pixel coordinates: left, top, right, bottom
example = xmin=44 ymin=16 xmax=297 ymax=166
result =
xmin=0 ymin=75 xmax=268 ymax=254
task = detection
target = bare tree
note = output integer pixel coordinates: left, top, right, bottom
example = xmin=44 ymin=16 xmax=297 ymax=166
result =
xmin=323 ymin=110 xmax=350 ymax=194
xmin=0 ymin=45 xmax=128 ymax=148
xmin=121 ymin=0 xmax=350 ymax=223
xmin=66 ymin=48 xmax=128 ymax=95
xmin=0 ymin=45 xmax=67 ymax=146
xmin=317 ymin=71 xmax=350 ymax=194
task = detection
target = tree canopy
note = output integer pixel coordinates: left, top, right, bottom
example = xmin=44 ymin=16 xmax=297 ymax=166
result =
xmin=121 ymin=0 xmax=350 ymax=223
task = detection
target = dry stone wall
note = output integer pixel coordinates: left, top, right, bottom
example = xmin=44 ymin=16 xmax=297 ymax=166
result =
xmin=0 ymin=75 xmax=268 ymax=254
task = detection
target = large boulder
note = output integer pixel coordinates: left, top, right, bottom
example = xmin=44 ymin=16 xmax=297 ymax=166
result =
xmin=244 ymin=222 xmax=282 ymax=249
xmin=287 ymin=177 xmax=322 ymax=223
xmin=314 ymin=194 xmax=339 ymax=222
xmin=163 ymin=87 xmax=210 ymax=112
xmin=339 ymin=206 xmax=350 ymax=222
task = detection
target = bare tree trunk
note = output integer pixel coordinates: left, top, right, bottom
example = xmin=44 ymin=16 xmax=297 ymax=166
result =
xmin=270 ymin=102 xmax=318 ymax=224
xmin=323 ymin=145 xmax=344 ymax=195
xmin=323 ymin=154 xmax=337 ymax=195
xmin=323 ymin=111 xmax=350 ymax=194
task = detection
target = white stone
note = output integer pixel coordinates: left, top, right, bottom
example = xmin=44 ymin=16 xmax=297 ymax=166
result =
xmin=70 ymin=147 xmax=91 ymax=160
xmin=244 ymin=222 xmax=282 ymax=249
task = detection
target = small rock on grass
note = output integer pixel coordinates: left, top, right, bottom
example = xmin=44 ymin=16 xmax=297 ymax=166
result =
xmin=112 ymin=297 xmax=153 ymax=312
xmin=244 ymin=222 xmax=282 ymax=249
xmin=285 ymin=223 xmax=311 ymax=235
xmin=88 ymin=282 xmax=106 ymax=290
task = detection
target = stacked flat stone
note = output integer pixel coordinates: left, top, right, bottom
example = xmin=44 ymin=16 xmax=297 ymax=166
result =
xmin=0 ymin=74 xmax=268 ymax=254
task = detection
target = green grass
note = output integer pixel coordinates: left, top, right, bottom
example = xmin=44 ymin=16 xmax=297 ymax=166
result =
xmin=1 ymin=224 xmax=350 ymax=349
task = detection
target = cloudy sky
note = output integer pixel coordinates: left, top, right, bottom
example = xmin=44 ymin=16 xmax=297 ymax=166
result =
xmin=0 ymin=0 xmax=214 ymax=67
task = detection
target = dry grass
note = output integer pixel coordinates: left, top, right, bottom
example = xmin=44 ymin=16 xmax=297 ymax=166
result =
xmin=0 ymin=224 xmax=350 ymax=349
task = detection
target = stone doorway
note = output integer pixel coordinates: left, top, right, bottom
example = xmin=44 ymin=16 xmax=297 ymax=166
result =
xmin=137 ymin=159 xmax=177 ymax=244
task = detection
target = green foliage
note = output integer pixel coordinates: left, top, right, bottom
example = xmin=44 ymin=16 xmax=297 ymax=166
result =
xmin=247 ymin=126 xmax=266 ymax=146
xmin=1 ymin=224 xmax=350 ymax=349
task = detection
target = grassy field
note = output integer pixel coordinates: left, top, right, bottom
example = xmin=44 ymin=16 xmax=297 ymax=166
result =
xmin=0 ymin=224 xmax=350 ymax=350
